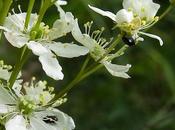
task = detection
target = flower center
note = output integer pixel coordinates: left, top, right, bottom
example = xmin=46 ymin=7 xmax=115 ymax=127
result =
xmin=84 ymin=22 xmax=111 ymax=61
xmin=30 ymin=22 xmax=50 ymax=40
xmin=18 ymin=97 xmax=36 ymax=116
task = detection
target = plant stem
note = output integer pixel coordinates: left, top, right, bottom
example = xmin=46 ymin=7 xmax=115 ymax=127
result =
xmin=106 ymin=34 xmax=123 ymax=53
xmin=8 ymin=0 xmax=36 ymax=88
xmin=51 ymin=55 xmax=91 ymax=101
xmin=0 ymin=0 xmax=3 ymax=13
xmin=33 ymin=0 xmax=52 ymax=30
xmin=159 ymin=5 xmax=174 ymax=21
xmin=24 ymin=0 xmax=35 ymax=30
xmin=108 ymin=45 xmax=128 ymax=60
xmin=78 ymin=64 xmax=103 ymax=82
xmin=0 ymin=0 xmax=12 ymax=39
xmin=52 ymin=64 xmax=103 ymax=101
xmin=9 ymin=46 xmax=30 ymax=88
xmin=0 ymin=0 xmax=12 ymax=25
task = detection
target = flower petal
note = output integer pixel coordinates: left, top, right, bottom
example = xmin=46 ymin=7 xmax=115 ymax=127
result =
xmin=4 ymin=13 xmax=38 ymax=32
xmin=39 ymin=54 xmax=64 ymax=80
xmin=12 ymin=80 xmax=23 ymax=97
xmin=123 ymin=0 xmax=160 ymax=21
xmin=89 ymin=5 xmax=116 ymax=22
xmin=49 ymin=11 xmax=75 ymax=40
xmin=0 ymin=85 xmax=16 ymax=104
xmin=4 ymin=32 xmax=28 ymax=48
xmin=139 ymin=31 xmax=163 ymax=46
xmin=72 ymin=20 xmax=96 ymax=50
xmin=30 ymin=117 xmax=52 ymax=130
xmin=0 ymin=68 xmax=11 ymax=80
xmin=33 ymin=109 xmax=75 ymax=130
xmin=0 ymin=105 xmax=15 ymax=114
xmin=27 ymin=41 xmax=50 ymax=56
xmin=116 ymin=9 xmax=134 ymax=24
xmin=103 ymin=61 xmax=131 ymax=78
xmin=47 ymin=42 xmax=89 ymax=58
xmin=5 ymin=115 xmax=27 ymax=130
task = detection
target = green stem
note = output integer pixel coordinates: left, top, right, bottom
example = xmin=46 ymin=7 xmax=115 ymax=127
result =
xmin=0 ymin=0 xmax=12 ymax=25
xmin=51 ymin=55 xmax=91 ymax=102
xmin=159 ymin=5 xmax=174 ymax=21
xmin=52 ymin=64 xmax=103 ymax=101
xmin=108 ymin=45 xmax=128 ymax=60
xmin=8 ymin=0 xmax=36 ymax=88
xmin=24 ymin=0 xmax=35 ymax=30
xmin=78 ymin=55 xmax=91 ymax=76
xmin=33 ymin=0 xmax=52 ymax=30
xmin=106 ymin=34 xmax=123 ymax=53
xmin=9 ymin=46 xmax=31 ymax=88
xmin=78 ymin=64 xmax=103 ymax=82
xmin=0 ymin=0 xmax=12 ymax=39
xmin=0 ymin=0 xmax=3 ymax=13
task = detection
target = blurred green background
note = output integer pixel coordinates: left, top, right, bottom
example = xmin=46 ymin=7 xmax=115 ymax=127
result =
xmin=0 ymin=0 xmax=175 ymax=130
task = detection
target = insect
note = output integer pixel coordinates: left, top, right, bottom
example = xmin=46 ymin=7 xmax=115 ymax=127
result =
xmin=43 ymin=115 xmax=58 ymax=124
xmin=122 ymin=35 xmax=135 ymax=46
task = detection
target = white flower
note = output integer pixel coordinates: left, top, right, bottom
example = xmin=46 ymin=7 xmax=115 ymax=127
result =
xmin=5 ymin=115 xmax=27 ymax=130
xmin=0 ymin=79 xmax=75 ymax=130
xmin=0 ymin=7 xmax=88 ymax=80
xmin=72 ymin=20 xmax=131 ymax=79
xmin=115 ymin=9 xmax=134 ymax=24
xmin=89 ymin=0 xmax=163 ymax=46
xmin=0 ymin=60 xmax=12 ymax=81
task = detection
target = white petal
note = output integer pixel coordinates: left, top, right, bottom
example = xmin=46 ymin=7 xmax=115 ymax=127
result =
xmin=47 ymin=42 xmax=89 ymax=58
xmin=0 ymin=105 xmax=15 ymax=114
xmin=27 ymin=41 xmax=50 ymax=56
xmin=0 ymin=85 xmax=16 ymax=104
xmin=0 ymin=68 xmax=11 ymax=80
xmin=103 ymin=61 xmax=131 ymax=78
xmin=72 ymin=20 xmax=96 ymax=50
xmin=39 ymin=54 xmax=64 ymax=80
xmin=33 ymin=109 xmax=75 ymax=130
xmin=139 ymin=32 xmax=163 ymax=46
xmin=5 ymin=115 xmax=27 ymax=130
xmin=89 ymin=5 xmax=116 ymax=22
xmin=49 ymin=11 xmax=75 ymax=40
xmin=12 ymin=80 xmax=23 ymax=97
xmin=0 ymin=26 xmax=11 ymax=32
xmin=4 ymin=13 xmax=38 ymax=32
xmin=30 ymin=117 xmax=52 ymax=130
xmin=4 ymin=32 xmax=28 ymax=48
xmin=116 ymin=9 xmax=134 ymax=24
xmin=123 ymin=0 xmax=160 ymax=21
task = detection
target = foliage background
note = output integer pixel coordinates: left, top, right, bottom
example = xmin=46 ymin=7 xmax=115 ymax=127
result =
xmin=0 ymin=0 xmax=175 ymax=130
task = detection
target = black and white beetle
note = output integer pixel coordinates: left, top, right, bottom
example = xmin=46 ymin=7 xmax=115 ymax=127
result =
xmin=43 ymin=115 xmax=58 ymax=124
xmin=122 ymin=35 xmax=135 ymax=46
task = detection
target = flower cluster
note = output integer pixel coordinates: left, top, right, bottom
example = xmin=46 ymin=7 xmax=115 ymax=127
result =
xmin=0 ymin=61 xmax=74 ymax=130
xmin=89 ymin=0 xmax=163 ymax=46
xmin=0 ymin=1 xmax=88 ymax=80
xmin=0 ymin=0 xmax=170 ymax=129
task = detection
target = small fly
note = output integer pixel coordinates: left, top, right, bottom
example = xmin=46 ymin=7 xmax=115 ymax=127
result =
xmin=122 ymin=35 xmax=135 ymax=46
xmin=43 ymin=115 xmax=58 ymax=124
